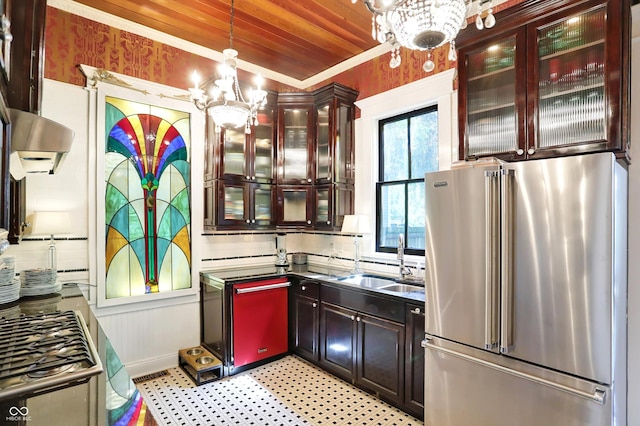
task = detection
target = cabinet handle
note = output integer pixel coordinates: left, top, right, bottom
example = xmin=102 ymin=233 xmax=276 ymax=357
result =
xmin=350 ymin=315 xmax=355 ymax=321
xmin=411 ymin=307 xmax=425 ymax=316
xmin=527 ymin=148 xmax=535 ymax=155
xmin=312 ymin=302 xmax=317 ymax=308
xmin=516 ymin=149 xmax=524 ymax=156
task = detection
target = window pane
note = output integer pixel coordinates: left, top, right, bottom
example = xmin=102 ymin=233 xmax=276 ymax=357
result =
xmin=408 ymin=181 xmax=425 ymax=250
xmin=410 ymin=112 xmax=439 ymax=178
xmin=380 ymin=183 xmax=405 ymax=248
xmin=382 ymin=120 xmax=408 ymax=181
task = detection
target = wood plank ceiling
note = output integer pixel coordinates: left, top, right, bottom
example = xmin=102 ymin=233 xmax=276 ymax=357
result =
xmin=72 ymin=0 xmax=379 ymax=81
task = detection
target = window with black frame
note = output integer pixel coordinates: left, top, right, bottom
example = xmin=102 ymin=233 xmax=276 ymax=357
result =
xmin=377 ymin=105 xmax=439 ymax=255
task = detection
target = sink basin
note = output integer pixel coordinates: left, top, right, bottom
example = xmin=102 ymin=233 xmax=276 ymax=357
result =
xmin=337 ymin=274 xmax=396 ymax=288
xmin=378 ymin=283 xmax=424 ymax=294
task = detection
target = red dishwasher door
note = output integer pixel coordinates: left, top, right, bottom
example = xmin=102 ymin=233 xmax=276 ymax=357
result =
xmin=232 ymin=277 xmax=290 ymax=368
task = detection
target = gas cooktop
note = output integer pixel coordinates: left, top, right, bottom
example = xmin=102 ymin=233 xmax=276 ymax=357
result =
xmin=0 ymin=310 xmax=103 ymax=400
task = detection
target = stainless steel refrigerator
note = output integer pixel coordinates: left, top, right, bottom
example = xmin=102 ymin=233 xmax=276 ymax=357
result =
xmin=422 ymin=153 xmax=627 ymax=425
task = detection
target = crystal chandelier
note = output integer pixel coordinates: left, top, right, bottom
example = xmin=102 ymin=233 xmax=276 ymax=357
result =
xmin=189 ymin=0 xmax=267 ymax=133
xmin=353 ymin=0 xmax=496 ymax=71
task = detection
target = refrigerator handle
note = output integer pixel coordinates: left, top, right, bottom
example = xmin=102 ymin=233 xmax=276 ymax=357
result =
xmin=500 ymin=169 xmax=515 ymax=354
xmin=423 ymin=339 xmax=606 ymax=405
xmin=484 ymin=170 xmax=499 ymax=350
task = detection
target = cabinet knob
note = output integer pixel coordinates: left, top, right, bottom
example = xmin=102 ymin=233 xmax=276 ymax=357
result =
xmin=301 ymin=285 xmax=306 ymax=291
xmin=252 ymin=176 xmax=256 ymax=180
xmin=307 ymin=220 xmax=311 ymax=225
xmin=516 ymin=149 xmax=524 ymax=156
xmin=246 ymin=175 xmax=251 ymax=179
xmin=251 ymin=219 xmax=256 ymax=223
xmin=350 ymin=315 xmax=355 ymax=321
xmin=245 ymin=219 xmax=250 ymax=223
xmin=356 ymin=316 xmax=361 ymax=322
xmin=326 ymin=221 xmax=331 ymax=225
xmin=307 ymin=178 xmax=312 ymax=183
xmin=527 ymin=148 xmax=535 ymax=155
xmin=412 ymin=307 xmax=421 ymax=314
xmin=312 ymin=302 xmax=317 ymax=308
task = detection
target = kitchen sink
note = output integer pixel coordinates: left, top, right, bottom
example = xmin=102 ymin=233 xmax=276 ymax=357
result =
xmin=378 ymin=283 xmax=424 ymax=294
xmin=337 ymin=274 xmax=396 ymax=288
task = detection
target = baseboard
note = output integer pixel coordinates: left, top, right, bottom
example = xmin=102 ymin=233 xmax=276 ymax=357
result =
xmin=125 ymin=352 xmax=179 ymax=379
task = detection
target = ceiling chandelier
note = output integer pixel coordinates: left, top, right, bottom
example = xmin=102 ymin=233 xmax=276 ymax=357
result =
xmin=352 ymin=0 xmax=496 ymax=71
xmin=189 ymin=0 xmax=267 ymax=133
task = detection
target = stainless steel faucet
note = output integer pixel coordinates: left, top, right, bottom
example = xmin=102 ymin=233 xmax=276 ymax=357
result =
xmin=398 ymin=234 xmax=412 ymax=279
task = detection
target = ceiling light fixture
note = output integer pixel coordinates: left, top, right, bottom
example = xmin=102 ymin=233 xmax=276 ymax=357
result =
xmin=352 ymin=0 xmax=496 ymax=71
xmin=189 ymin=0 xmax=267 ymax=133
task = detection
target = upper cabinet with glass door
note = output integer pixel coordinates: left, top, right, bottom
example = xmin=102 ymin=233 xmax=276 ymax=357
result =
xmin=314 ymin=83 xmax=358 ymax=185
xmin=220 ymin=101 xmax=276 ymax=183
xmin=457 ymin=0 xmax=630 ymax=162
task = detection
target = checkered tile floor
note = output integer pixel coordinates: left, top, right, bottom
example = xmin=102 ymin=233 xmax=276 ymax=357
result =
xmin=136 ymin=355 xmax=422 ymax=425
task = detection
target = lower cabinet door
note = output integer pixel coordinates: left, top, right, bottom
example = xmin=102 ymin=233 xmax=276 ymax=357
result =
xmin=356 ymin=313 xmax=405 ymax=404
xmin=405 ymin=304 xmax=425 ymax=419
xmin=293 ymin=293 xmax=319 ymax=362
xmin=319 ymin=302 xmax=357 ymax=380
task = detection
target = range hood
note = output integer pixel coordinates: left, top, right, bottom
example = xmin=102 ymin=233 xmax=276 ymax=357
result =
xmin=9 ymin=108 xmax=74 ymax=177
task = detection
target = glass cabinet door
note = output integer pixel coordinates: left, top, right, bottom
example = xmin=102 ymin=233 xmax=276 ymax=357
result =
xmin=252 ymin=184 xmax=273 ymax=223
xmin=282 ymin=108 xmax=310 ymax=182
xmin=279 ymin=187 xmax=311 ymax=226
xmin=253 ymin=106 xmax=274 ymax=181
xmin=223 ymin=128 xmax=246 ymax=177
xmin=316 ymin=104 xmax=330 ymax=182
xmin=465 ymin=35 xmax=518 ymax=158
xmin=315 ymin=186 xmax=330 ymax=226
xmin=335 ymin=103 xmax=353 ymax=183
xmin=220 ymin=182 xmax=245 ymax=221
xmin=535 ymin=7 xmax=606 ymax=150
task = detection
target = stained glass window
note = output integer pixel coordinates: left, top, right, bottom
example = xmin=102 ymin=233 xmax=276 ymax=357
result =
xmin=104 ymin=96 xmax=191 ymax=299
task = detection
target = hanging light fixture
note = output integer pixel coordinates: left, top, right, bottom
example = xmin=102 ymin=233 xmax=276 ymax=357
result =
xmin=352 ymin=0 xmax=496 ymax=71
xmin=189 ymin=0 xmax=267 ymax=133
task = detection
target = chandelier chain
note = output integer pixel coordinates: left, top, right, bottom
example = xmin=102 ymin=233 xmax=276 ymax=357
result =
xmin=229 ymin=0 xmax=234 ymax=49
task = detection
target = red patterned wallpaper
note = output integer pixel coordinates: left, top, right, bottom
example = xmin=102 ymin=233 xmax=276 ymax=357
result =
xmin=44 ymin=0 xmax=523 ymax=100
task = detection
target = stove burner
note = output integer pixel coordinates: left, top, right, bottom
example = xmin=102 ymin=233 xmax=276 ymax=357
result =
xmin=27 ymin=362 xmax=78 ymax=379
xmin=0 ymin=310 xmax=103 ymax=400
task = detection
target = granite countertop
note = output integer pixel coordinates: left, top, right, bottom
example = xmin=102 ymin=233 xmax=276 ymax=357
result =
xmin=0 ymin=284 xmax=157 ymax=426
xmin=200 ymin=263 xmax=425 ymax=302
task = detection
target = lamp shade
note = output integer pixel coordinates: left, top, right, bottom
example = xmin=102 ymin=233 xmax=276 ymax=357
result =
xmin=30 ymin=211 xmax=72 ymax=236
xmin=341 ymin=215 xmax=370 ymax=234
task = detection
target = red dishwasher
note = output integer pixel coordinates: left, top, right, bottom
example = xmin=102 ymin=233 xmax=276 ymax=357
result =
xmin=232 ymin=277 xmax=290 ymax=368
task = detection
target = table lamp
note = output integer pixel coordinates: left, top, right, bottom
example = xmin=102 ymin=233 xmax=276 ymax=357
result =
xmin=30 ymin=211 xmax=71 ymax=270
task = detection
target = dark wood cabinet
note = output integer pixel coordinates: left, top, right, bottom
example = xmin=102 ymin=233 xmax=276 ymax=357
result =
xmin=319 ymin=302 xmax=357 ymax=379
xmin=404 ymin=303 xmax=425 ymax=419
xmin=6 ymin=0 xmax=46 ymax=242
xmin=319 ymin=285 xmax=405 ymax=405
xmin=457 ymin=0 xmax=630 ymax=162
xmin=205 ymin=83 xmax=357 ymax=231
xmin=290 ymin=279 xmax=320 ymax=362
xmin=277 ymin=95 xmax=314 ymax=185
xmin=204 ymin=94 xmax=277 ymax=230
xmin=356 ymin=311 xmax=405 ymax=405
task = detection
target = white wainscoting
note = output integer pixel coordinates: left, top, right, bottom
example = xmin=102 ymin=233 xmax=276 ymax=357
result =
xmin=95 ymin=298 xmax=200 ymax=378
